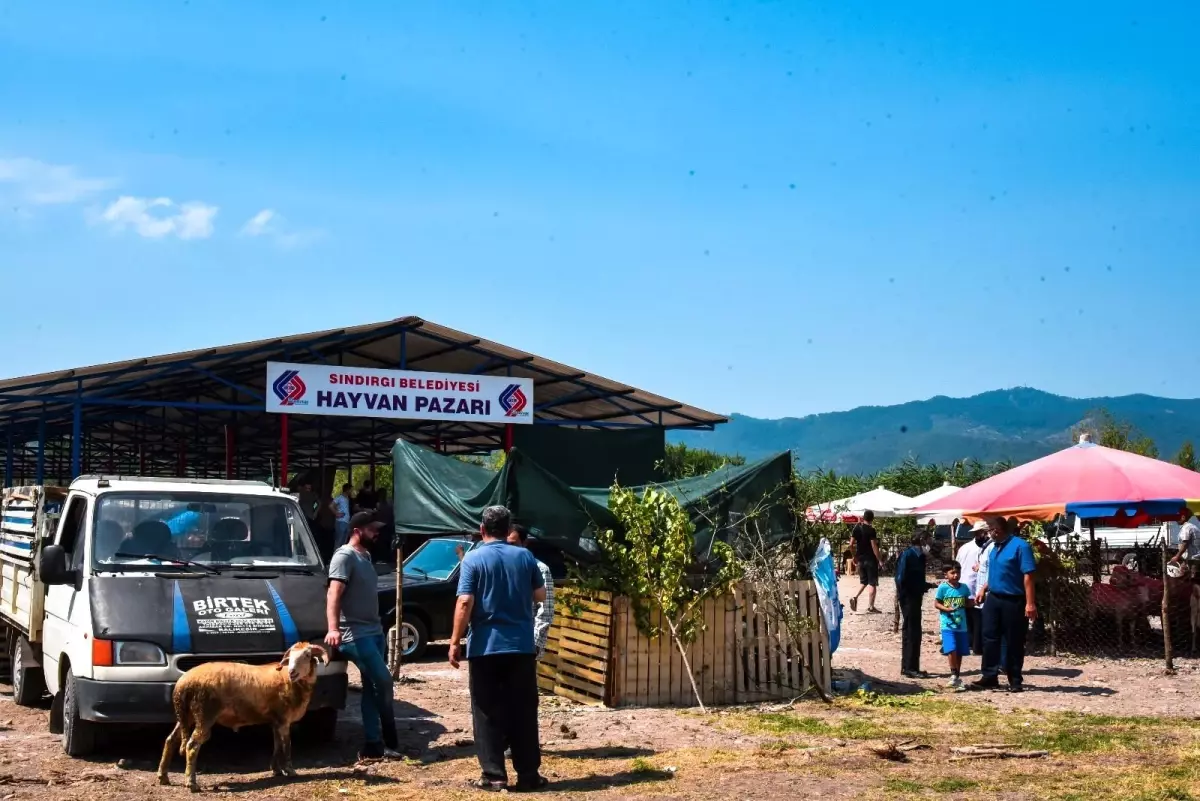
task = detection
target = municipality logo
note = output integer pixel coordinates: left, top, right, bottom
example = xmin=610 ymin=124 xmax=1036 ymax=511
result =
xmin=272 ymin=369 xmax=308 ymax=407
xmin=498 ymin=383 xmax=528 ymax=417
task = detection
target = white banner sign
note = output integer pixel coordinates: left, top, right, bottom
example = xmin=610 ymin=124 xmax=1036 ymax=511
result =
xmin=264 ymin=362 xmax=534 ymax=424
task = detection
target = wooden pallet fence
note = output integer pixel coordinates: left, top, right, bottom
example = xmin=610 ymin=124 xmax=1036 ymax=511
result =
xmin=538 ymin=581 xmax=831 ymax=708
xmin=604 ymin=580 xmax=830 ymax=707
xmin=733 ymin=580 xmax=832 ymax=703
xmin=537 ymin=588 xmax=613 ymax=706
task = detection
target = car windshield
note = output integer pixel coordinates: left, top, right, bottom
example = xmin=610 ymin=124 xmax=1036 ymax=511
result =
xmin=93 ymin=492 xmax=321 ymax=570
xmin=404 ymin=538 xmax=473 ymax=581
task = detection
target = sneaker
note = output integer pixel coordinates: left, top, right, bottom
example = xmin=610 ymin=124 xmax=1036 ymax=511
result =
xmin=1007 ymin=684 xmax=1024 ymax=694
xmin=970 ymin=678 xmax=1000 ymax=691
xmin=947 ymin=676 xmax=962 ymax=689
xmin=849 ymin=597 xmax=858 ymax=612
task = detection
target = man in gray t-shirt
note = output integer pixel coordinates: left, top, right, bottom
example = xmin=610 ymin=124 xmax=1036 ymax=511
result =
xmin=326 ymin=511 xmax=398 ymax=760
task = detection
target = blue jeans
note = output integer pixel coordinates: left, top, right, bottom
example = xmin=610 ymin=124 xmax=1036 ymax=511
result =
xmin=334 ymin=521 xmax=350 ymax=550
xmin=340 ymin=635 xmax=398 ymax=749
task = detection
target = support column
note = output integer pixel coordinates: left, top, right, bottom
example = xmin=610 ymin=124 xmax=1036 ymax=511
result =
xmin=225 ymin=424 xmax=235 ymax=479
xmin=70 ymin=381 xmax=83 ymax=479
xmin=4 ymin=428 xmax=12 ymax=488
xmin=36 ymin=408 xmax=46 ymax=484
xmin=280 ymin=413 xmax=289 ymax=488
xmin=504 ymin=423 xmax=514 ymax=453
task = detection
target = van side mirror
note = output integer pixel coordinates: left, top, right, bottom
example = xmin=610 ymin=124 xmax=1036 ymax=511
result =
xmin=39 ymin=544 xmax=75 ymax=586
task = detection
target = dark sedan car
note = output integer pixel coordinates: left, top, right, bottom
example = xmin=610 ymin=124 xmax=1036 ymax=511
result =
xmin=375 ymin=535 xmax=474 ymax=660
xmin=376 ymin=533 xmax=568 ymax=660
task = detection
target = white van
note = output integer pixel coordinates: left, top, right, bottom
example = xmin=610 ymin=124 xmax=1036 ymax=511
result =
xmin=1 ymin=476 xmax=347 ymax=756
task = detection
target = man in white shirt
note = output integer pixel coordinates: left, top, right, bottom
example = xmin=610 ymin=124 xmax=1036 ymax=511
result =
xmin=956 ymin=520 xmax=990 ymax=655
xmin=1170 ymin=514 xmax=1200 ymax=577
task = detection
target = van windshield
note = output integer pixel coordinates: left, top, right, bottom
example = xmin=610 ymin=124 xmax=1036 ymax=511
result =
xmin=92 ymin=492 xmax=321 ymax=570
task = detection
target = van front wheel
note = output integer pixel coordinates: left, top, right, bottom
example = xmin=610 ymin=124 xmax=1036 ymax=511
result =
xmin=62 ymin=668 xmax=97 ymax=757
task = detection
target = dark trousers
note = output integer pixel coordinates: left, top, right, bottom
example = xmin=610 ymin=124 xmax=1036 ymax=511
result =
xmin=899 ymin=594 xmax=923 ymax=673
xmin=982 ymin=593 xmax=1027 ymax=684
xmin=966 ymin=605 xmax=983 ymax=656
xmin=468 ymin=654 xmax=541 ymax=783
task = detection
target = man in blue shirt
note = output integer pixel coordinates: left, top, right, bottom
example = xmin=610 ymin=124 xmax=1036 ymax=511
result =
xmin=450 ymin=506 xmax=548 ymax=792
xmin=972 ymin=516 xmax=1038 ymax=693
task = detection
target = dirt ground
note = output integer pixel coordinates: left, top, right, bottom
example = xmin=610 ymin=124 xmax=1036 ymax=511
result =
xmin=834 ymin=573 xmax=1200 ymax=716
xmin=2 ymin=582 xmax=1199 ymax=801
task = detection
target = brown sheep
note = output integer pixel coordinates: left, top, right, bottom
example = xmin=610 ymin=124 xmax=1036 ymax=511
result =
xmin=157 ymin=641 xmax=329 ymax=792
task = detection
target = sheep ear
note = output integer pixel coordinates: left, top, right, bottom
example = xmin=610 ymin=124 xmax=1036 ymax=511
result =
xmin=309 ymin=645 xmax=330 ymax=665
xmin=276 ymin=652 xmax=291 ymax=671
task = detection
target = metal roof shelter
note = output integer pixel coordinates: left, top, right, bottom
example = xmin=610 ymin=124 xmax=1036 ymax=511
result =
xmin=0 ymin=317 xmax=726 ymax=486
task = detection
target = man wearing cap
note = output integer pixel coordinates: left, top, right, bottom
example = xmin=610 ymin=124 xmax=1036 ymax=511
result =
xmin=450 ymin=506 xmax=548 ymax=792
xmin=956 ymin=520 xmax=990 ymax=656
xmin=973 ymin=516 xmax=1037 ymax=693
xmin=325 ymin=511 xmax=401 ymax=760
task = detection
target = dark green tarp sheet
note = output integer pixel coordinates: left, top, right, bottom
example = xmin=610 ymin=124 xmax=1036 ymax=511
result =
xmin=391 ymin=440 xmax=794 ymax=563
xmin=510 ymin=426 xmax=665 ymax=487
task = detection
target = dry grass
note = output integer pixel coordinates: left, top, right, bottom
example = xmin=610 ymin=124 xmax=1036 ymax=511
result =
xmin=717 ymin=695 xmax=1200 ymax=800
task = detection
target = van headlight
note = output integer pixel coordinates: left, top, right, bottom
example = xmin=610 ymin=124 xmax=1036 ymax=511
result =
xmin=113 ymin=641 xmax=166 ymax=666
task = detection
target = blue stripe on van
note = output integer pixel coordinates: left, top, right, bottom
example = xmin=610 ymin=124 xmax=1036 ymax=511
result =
xmin=266 ymin=581 xmax=299 ymax=648
xmin=171 ymin=581 xmax=193 ymax=654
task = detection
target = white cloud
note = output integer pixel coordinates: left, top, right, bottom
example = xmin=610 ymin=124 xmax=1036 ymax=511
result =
xmin=241 ymin=208 xmax=277 ymax=236
xmin=240 ymin=207 xmax=322 ymax=248
xmin=0 ymin=157 xmax=112 ymax=205
xmin=99 ymin=195 xmax=218 ymax=240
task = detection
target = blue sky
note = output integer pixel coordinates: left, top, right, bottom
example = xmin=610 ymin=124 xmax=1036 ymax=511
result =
xmin=1 ymin=1 xmax=1197 ymax=419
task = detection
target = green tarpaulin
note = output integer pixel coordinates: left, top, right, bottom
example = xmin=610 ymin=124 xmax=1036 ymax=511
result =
xmin=391 ymin=440 xmax=795 ymax=562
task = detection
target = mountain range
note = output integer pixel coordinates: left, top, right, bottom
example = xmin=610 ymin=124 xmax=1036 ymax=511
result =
xmin=669 ymin=388 xmax=1200 ymax=475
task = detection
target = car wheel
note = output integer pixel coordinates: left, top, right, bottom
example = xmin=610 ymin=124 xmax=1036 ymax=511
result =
xmin=12 ymin=636 xmax=46 ymax=707
xmin=62 ymin=667 xmax=97 ymax=757
xmin=400 ymin=616 xmax=428 ymax=661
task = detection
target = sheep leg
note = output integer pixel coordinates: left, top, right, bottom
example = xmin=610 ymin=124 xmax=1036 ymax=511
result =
xmin=183 ymin=724 xmax=211 ymax=793
xmin=274 ymin=724 xmax=296 ymax=777
xmin=158 ymin=723 xmax=184 ymax=785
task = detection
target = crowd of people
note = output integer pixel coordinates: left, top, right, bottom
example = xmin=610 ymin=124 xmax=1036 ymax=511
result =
xmin=295 ymin=478 xmax=394 ymax=562
xmin=322 ymin=500 xmax=554 ymax=791
xmin=848 ymin=514 xmax=1038 ymax=692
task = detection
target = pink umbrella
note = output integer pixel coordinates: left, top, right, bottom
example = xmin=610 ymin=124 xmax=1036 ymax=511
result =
xmin=913 ymin=435 xmax=1200 ymax=521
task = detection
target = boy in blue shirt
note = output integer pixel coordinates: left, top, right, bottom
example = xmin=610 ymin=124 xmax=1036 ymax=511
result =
xmin=933 ymin=562 xmax=973 ymax=691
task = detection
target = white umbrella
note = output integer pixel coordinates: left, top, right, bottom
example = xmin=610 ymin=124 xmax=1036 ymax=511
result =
xmin=806 ymin=486 xmax=916 ymax=524
xmin=897 ymin=482 xmax=964 ymax=525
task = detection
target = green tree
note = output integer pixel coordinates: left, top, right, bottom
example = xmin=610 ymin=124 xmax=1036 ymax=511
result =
xmin=1176 ymin=440 xmax=1197 ymax=470
xmin=597 ymin=484 xmax=741 ymax=712
xmin=1073 ymin=408 xmax=1159 ymax=458
xmin=659 ymin=443 xmax=746 ymax=480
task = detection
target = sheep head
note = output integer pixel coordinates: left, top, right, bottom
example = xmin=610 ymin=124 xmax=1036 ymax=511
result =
xmin=277 ymin=642 xmax=329 ymax=683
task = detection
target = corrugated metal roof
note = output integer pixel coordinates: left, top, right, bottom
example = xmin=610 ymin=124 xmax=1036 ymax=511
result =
xmin=0 ymin=317 xmax=725 ymax=466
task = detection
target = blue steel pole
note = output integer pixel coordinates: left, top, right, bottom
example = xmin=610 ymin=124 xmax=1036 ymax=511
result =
xmin=36 ymin=407 xmax=45 ymax=484
xmin=71 ymin=381 xmax=82 ymax=479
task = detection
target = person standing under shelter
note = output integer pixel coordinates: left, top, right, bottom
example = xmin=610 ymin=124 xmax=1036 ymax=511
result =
xmin=848 ymin=510 xmax=883 ymax=613
xmin=507 ymin=524 xmax=555 ymax=659
xmin=973 ymin=516 xmax=1037 ymax=693
xmin=450 ymin=506 xmax=549 ymax=792
xmin=895 ymin=531 xmax=936 ymax=678
xmin=325 ymin=512 xmax=401 ymax=760
xmin=956 ymin=520 xmax=990 ymax=655
xmin=331 ymin=483 xmax=352 ymax=550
